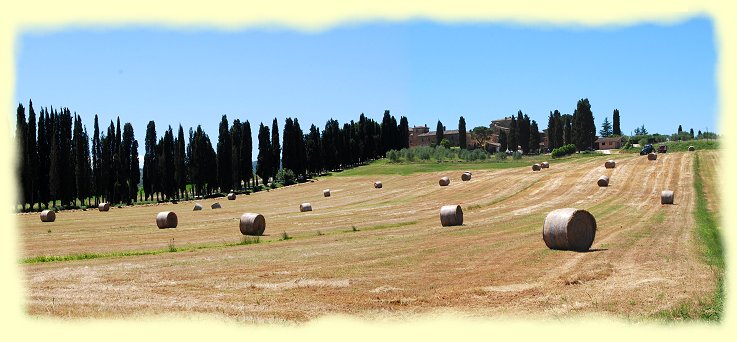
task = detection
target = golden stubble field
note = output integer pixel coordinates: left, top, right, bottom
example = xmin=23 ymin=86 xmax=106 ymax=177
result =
xmin=17 ymin=151 xmax=719 ymax=323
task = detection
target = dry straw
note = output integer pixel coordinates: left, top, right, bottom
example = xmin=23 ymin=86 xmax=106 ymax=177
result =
xmin=543 ymin=208 xmax=596 ymax=252
xmin=227 ymin=193 xmax=236 ymax=200
xmin=532 ymin=164 xmax=541 ymax=171
xmin=648 ymin=153 xmax=657 ymax=161
xmin=98 ymin=202 xmax=110 ymax=212
xmin=688 ymin=146 xmax=695 ymax=151
xmin=661 ymin=190 xmax=674 ymax=204
xmin=240 ymin=213 xmax=266 ymax=235
xmin=193 ymin=203 xmax=203 ymax=211
xmin=439 ymin=205 xmax=463 ymax=227
xmin=323 ymin=189 xmax=331 ymax=197
xmin=439 ymin=176 xmax=450 ymax=186
xmin=211 ymin=202 xmax=221 ymax=209
xmin=461 ymin=172 xmax=472 ymax=181
xmin=597 ymin=175 xmax=609 ymax=187
xmin=300 ymin=203 xmax=313 ymax=212
xmin=605 ymin=160 xmax=616 ymax=169
xmin=156 ymin=211 xmax=178 ymax=229
xmin=374 ymin=181 xmax=383 ymax=188
xmin=40 ymin=210 xmax=55 ymax=223
xmin=541 ymin=161 xmax=550 ymax=169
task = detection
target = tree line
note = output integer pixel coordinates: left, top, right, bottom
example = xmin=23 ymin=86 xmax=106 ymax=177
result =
xmin=545 ymin=98 xmax=599 ymax=152
xmin=14 ymin=100 xmax=411 ymax=211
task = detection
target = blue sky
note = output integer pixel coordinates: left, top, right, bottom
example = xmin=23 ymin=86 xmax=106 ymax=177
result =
xmin=14 ymin=17 xmax=716 ymax=156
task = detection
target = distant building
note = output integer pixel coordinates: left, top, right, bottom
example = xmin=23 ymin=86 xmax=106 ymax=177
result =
xmin=409 ymin=125 xmax=430 ymax=147
xmin=416 ymin=129 xmax=460 ymax=147
xmin=595 ymin=136 xmax=625 ymax=150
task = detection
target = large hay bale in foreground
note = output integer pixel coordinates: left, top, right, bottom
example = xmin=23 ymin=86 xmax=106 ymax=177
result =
xmin=240 ymin=213 xmax=266 ymax=236
xmin=211 ymin=202 xmax=221 ymax=209
xmin=541 ymin=162 xmax=550 ymax=169
xmin=597 ymin=175 xmax=609 ymax=187
xmin=300 ymin=203 xmax=312 ymax=212
xmin=605 ymin=160 xmax=616 ymax=169
xmin=543 ymin=208 xmax=596 ymax=252
xmin=661 ymin=190 xmax=674 ymax=204
xmin=156 ymin=211 xmax=177 ymax=229
xmin=439 ymin=177 xmax=450 ymax=186
xmin=688 ymin=145 xmax=695 ymax=151
xmin=439 ymin=205 xmax=463 ymax=227
xmin=532 ymin=164 xmax=541 ymax=171
xmin=98 ymin=202 xmax=110 ymax=212
xmin=323 ymin=189 xmax=331 ymax=197
xmin=461 ymin=172 xmax=472 ymax=181
xmin=193 ymin=203 xmax=203 ymax=211
xmin=227 ymin=193 xmax=236 ymax=200
xmin=647 ymin=153 xmax=657 ymax=161
xmin=374 ymin=181 xmax=383 ymax=189
xmin=40 ymin=210 xmax=55 ymax=223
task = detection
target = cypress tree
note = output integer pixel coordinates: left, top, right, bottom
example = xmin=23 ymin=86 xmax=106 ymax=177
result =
xmin=120 ymin=123 xmax=135 ymax=204
xmin=517 ymin=111 xmax=530 ymax=154
xmin=92 ymin=115 xmax=101 ymax=205
xmin=398 ymin=116 xmax=409 ymax=150
xmin=241 ymin=120 xmax=253 ymax=189
xmin=435 ymin=120 xmax=444 ymax=147
xmin=15 ymin=103 xmax=28 ymax=210
xmin=271 ymin=118 xmax=280 ymax=178
xmin=380 ymin=110 xmax=392 ymax=156
xmin=612 ymin=109 xmax=621 ymax=136
xmin=553 ymin=110 xmax=564 ymax=149
xmin=130 ymin=139 xmax=140 ymax=202
xmin=282 ymin=118 xmax=294 ymax=173
xmin=143 ymin=121 xmax=157 ymax=201
xmin=256 ymin=123 xmax=272 ymax=184
xmin=230 ymin=120 xmax=242 ymax=190
xmin=499 ymin=130 xmax=508 ymax=152
xmin=26 ymin=100 xmax=38 ymax=209
xmin=529 ymin=120 xmax=540 ymax=154
xmin=306 ymin=124 xmax=322 ymax=176
xmin=293 ymin=118 xmax=307 ymax=177
xmin=217 ymin=115 xmax=232 ymax=192
xmin=176 ymin=125 xmax=186 ymax=198
xmin=458 ymin=116 xmax=467 ymax=150
xmin=572 ymin=98 xmax=596 ymax=150
xmin=508 ymin=115 xmax=517 ymax=152
xmin=37 ymin=109 xmax=50 ymax=209
xmin=546 ymin=111 xmax=556 ymax=150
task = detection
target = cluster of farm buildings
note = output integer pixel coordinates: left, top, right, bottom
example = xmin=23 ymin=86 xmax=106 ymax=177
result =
xmin=408 ymin=116 xmax=624 ymax=152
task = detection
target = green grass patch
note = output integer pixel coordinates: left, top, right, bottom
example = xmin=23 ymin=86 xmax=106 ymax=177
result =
xmin=335 ymin=158 xmax=530 ymax=176
xmin=664 ymin=140 xmax=719 ymax=152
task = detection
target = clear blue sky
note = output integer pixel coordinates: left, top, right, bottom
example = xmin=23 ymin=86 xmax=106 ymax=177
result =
xmin=14 ymin=18 xmax=716 ymax=157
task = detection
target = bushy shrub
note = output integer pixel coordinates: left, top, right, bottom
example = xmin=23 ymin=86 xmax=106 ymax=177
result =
xmin=495 ymin=151 xmax=507 ymax=161
xmin=551 ymin=144 xmax=576 ymax=158
xmin=512 ymin=151 xmax=523 ymax=160
xmin=472 ymin=149 xmax=487 ymax=160
xmin=402 ymin=148 xmax=415 ymax=162
xmin=434 ymin=146 xmax=450 ymax=161
xmin=387 ymin=149 xmax=401 ymax=163
xmin=276 ymin=168 xmax=296 ymax=185
xmin=417 ymin=146 xmax=432 ymax=160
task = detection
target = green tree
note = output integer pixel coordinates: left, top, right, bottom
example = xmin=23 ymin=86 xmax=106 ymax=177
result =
xmin=458 ymin=116 xmax=467 ymax=149
xmin=130 ymin=140 xmax=140 ymax=202
xmin=572 ymin=98 xmax=596 ymax=150
xmin=398 ymin=116 xmax=410 ymax=149
xmin=517 ymin=111 xmax=530 ymax=154
xmin=15 ymin=103 xmax=28 ymax=210
xmin=230 ymin=120 xmax=242 ymax=190
xmin=508 ymin=115 xmax=518 ymax=152
xmin=256 ymin=123 xmax=273 ymax=184
xmin=271 ymin=118 xmax=281 ymax=178
xmin=529 ymin=120 xmax=540 ymax=154
xmin=143 ymin=121 xmax=157 ymax=201
xmin=499 ymin=129 xmax=508 ymax=152
xmin=175 ymin=125 xmax=187 ymax=198
xmin=435 ymin=120 xmax=444 ymax=146
xmin=678 ymin=125 xmax=683 ymax=135
xmin=612 ymin=109 xmax=621 ymax=136
xmin=470 ymin=126 xmax=491 ymax=149
xmin=306 ymin=124 xmax=322 ymax=175
xmin=600 ymin=117 xmax=613 ymax=137
xmin=26 ymin=100 xmax=39 ymax=209
xmin=241 ymin=120 xmax=253 ymax=188
xmin=91 ymin=115 xmax=100 ymax=205
xmin=217 ymin=115 xmax=232 ymax=192
xmin=282 ymin=118 xmax=295 ymax=175
xmin=38 ymin=108 xmax=51 ymax=209
xmin=293 ymin=118 xmax=307 ymax=177
xmin=563 ymin=114 xmax=572 ymax=146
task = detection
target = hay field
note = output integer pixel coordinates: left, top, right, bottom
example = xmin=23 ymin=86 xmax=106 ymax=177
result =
xmin=18 ymin=151 xmax=720 ymax=322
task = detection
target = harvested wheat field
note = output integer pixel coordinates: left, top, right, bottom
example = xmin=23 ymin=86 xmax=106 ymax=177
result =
xmin=18 ymin=151 xmax=721 ymax=323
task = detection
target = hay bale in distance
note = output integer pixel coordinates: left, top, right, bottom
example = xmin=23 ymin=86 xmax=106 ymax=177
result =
xmin=300 ymin=203 xmax=313 ymax=212
xmin=605 ymin=160 xmax=616 ymax=169
xmin=323 ymin=189 xmax=331 ymax=197
xmin=40 ymin=210 xmax=56 ymax=223
xmin=532 ymin=164 xmax=541 ymax=171
xmin=541 ymin=162 xmax=550 ymax=169
xmin=374 ymin=181 xmax=383 ymax=189
xmin=227 ymin=193 xmax=236 ymax=200
xmin=439 ymin=176 xmax=450 ymax=186
xmin=439 ymin=205 xmax=463 ymax=227
xmin=156 ymin=211 xmax=178 ymax=229
xmin=98 ymin=202 xmax=110 ymax=212
xmin=688 ymin=146 xmax=695 ymax=151
xmin=193 ymin=202 xmax=203 ymax=211
xmin=461 ymin=172 xmax=472 ymax=181
xmin=211 ymin=202 xmax=221 ymax=209
xmin=597 ymin=175 xmax=609 ymax=187
xmin=543 ymin=208 xmax=596 ymax=252
xmin=647 ymin=153 xmax=657 ymax=160
xmin=661 ymin=190 xmax=674 ymax=204
xmin=240 ymin=213 xmax=266 ymax=235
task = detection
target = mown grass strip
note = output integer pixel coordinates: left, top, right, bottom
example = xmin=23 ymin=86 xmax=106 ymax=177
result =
xmin=654 ymin=152 xmax=724 ymax=321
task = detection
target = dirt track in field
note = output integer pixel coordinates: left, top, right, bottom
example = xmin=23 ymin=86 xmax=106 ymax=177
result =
xmin=18 ymin=151 xmax=719 ymax=322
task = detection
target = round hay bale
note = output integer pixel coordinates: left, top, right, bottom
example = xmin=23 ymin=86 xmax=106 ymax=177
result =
xmin=227 ymin=193 xmax=236 ymax=200
xmin=40 ymin=210 xmax=56 ymax=223
xmin=374 ymin=181 xmax=383 ymax=189
xmin=300 ymin=203 xmax=313 ymax=212
xmin=647 ymin=152 xmax=657 ymax=160
xmin=156 ymin=211 xmax=177 ymax=229
xmin=543 ymin=208 xmax=596 ymax=252
xmin=323 ymin=189 xmax=331 ymax=197
xmin=604 ymin=160 xmax=616 ymax=169
xmin=461 ymin=172 xmax=472 ymax=181
xmin=597 ymin=175 xmax=609 ymax=187
xmin=98 ymin=202 xmax=110 ymax=212
xmin=439 ymin=205 xmax=463 ymax=227
xmin=193 ymin=202 xmax=203 ymax=211
xmin=532 ymin=164 xmax=541 ymax=171
xmin=541 ymin=162 xmax=550 ymax=169
xmin=240 ymin=213 xmax=266 ymax=236
xmin=439 ymin=176 xmax=450 ymax=186
xmin=211 ymin=202 xmax=221 ymax=209
xmin=661 ymin=190 xmax=674 ymax=204
xmin=688 ymin=145 xmax=695 ymax=151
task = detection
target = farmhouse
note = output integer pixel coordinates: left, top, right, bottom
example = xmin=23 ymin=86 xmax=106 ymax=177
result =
xmin=409 ymin=125 xmax=461 ymax=147
xmin=595 ymin=136 xmax=625 ymax=150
